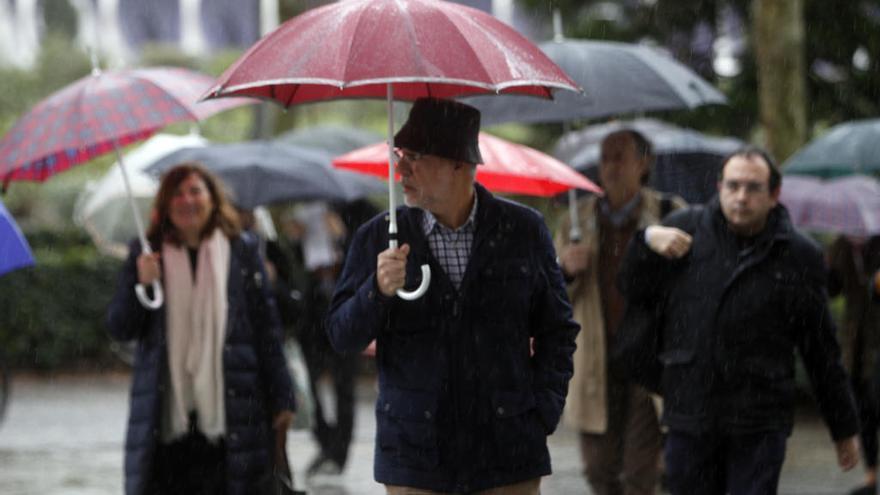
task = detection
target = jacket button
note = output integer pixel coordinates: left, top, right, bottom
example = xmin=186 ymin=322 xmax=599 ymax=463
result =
xmin=489 ymin=241 xmax=496 ymax=248
xmin=230 ymin=433 xmax=238 ymax=441
xmin=486 ymin=268 xmax=493 ymax=276
xmin=384 ymin=403 xmax=391 ymax=412
xmin=497 ymin=407 xmax=505 ymax=416
xmin=424 ymin=411 xmax=432 ymax=419
xmin=227 ymin=389 xmax=235 ymax=397
xmin=520 ymin=265 xmax=528 ymax=273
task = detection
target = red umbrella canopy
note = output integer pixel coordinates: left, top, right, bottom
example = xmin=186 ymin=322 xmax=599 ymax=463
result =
xmin=0 ymin=66 xmax=249 ymax=184
xmin=334 ymin=132 xmax=602 ymax=197
xmin=207 ymin=0 xmax=579 ymax=105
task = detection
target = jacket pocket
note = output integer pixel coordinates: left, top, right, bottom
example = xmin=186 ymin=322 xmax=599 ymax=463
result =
xmin=489 ymin=390 xmax=545 ymax=468
xmin=376 ymin=387 xmax=440 ymax=470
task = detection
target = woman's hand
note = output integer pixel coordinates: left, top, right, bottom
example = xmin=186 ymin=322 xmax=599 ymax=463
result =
xmin=273 ymin=409 xmax=295 ymax=431
xmin=136 ymin=252 xmax=161 ymax=285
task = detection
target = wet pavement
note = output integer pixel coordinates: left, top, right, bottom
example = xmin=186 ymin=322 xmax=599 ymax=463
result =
xmin=0 ymin=373 xmax=866 ymax=494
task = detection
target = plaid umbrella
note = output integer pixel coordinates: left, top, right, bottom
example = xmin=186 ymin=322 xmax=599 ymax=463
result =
xmin=0 ymin=66 xmax=244 ymax=184
xmin=0 ymin=65 xmax=250 ymax=308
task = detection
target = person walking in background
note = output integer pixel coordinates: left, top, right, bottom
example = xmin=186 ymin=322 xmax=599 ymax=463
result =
xmin=326 ymin=97 xmax=580 ymax=494
xmin=556 ymin=129 xmax=686 ymax=495
xmin=828 ymin=234 xmax=880 ymax=495
xmin=293 ymin=200 xmax=366 ymax=477
xmin=618 ymin=147 xmax=860 ymax=494
xmin=107 ymin=163 xmax=296 ymax=495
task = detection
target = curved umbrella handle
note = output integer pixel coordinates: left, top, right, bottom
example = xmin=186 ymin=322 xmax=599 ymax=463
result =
xmin=396 ymin=264 xmax=431 ymax=301
xmin=135 ymin=280 xmax=165 ymax=310
xmin=112 ymin=140 xmax=165 ymax=310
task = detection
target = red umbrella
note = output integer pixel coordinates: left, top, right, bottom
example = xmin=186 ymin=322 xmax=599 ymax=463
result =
xmin=334 ymin=132 xmax=602 ymax=197
xmin=0 ymin=65 xmax=251 ymax=308
xmin=205 ymin=0 xmax=579 ymax=300
xmin=206 ymin=0 xmax=578 ymax=104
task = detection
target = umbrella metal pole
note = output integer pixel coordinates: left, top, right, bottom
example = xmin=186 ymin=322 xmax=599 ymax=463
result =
xmin=386 ymin=84 xmax=430 ymax=301
xmin=563 ymin=121 xmax=582 ymax=242
xmin=113 ymin=142 xmax=164 ymax=309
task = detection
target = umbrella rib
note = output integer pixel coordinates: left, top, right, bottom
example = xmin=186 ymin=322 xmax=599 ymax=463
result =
xmin=284 ymin=84 xmax=300 ymax=108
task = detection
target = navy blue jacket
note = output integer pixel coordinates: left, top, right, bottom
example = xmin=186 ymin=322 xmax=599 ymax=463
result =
xmin=107 ymin=233 xmax=296 ymax=495
xmin=327 ymin=184 xmax=579 ymax=493
xmin=619 ymin=199 xmax=859 ymax=440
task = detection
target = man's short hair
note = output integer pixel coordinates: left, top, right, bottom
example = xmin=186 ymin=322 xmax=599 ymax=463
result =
xmin=719 ymin=146 xmax=782 ymax=192
xmin=603 ymin=129 xmax=654 ymax=184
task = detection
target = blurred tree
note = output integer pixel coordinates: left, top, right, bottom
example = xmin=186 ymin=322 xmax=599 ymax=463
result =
xmin=753 ymin=0 xmax=807 ymax=162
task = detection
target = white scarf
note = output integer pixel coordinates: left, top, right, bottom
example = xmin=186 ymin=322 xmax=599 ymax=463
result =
xmin=161 ymin=229 xmax=229 ymax=442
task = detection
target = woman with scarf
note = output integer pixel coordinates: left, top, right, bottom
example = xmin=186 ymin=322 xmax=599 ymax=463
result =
xmin=108 ymin=163 xmax=296 ymax=495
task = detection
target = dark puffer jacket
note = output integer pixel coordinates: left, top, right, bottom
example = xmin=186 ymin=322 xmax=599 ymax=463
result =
xmin=619 ymin=198 xmax=859 ymax=440
xmin=326 ymin=184 xmax=579 ymax=493
xmin=107 ymin=233 xmax=296 ymax=495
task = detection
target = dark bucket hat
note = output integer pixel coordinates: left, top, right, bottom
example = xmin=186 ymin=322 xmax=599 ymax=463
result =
xmin=394 ymin=98 xmax=483 ymax=165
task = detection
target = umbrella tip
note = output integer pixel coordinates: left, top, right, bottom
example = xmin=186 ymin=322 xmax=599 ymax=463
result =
xmin=88 ymin=47 xmax=101 ymax=77
xmin=552 ymin=9 xmax=564 ymax=43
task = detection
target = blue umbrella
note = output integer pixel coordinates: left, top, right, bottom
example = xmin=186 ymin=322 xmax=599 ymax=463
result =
xmin=0 ymin=197 xmax=34 ymax=276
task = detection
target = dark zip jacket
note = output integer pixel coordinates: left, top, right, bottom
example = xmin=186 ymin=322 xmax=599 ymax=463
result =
xmin=326 ymin=184 xmax=579 ymax=493
xmin=619 ymin=198 xmax=858 ymax=440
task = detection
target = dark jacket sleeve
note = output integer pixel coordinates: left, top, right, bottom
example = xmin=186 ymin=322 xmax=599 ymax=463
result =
xmin=529 ymin=217 xmax=580 ymax=434
xmin=326 ymin=221 xmax=394 ymax=354
xmin=795 ymin=242 xmax=860 ymax=441
xmin=106 ymin=240 xmax=153 ymax=342
xmin=241 ymin=236 xmax=297 ymax=415
xmin=618 ymin=208 xmax=697 ymax=303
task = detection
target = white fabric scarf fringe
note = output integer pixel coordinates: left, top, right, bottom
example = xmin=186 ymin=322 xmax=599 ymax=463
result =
xmin=161 ymin=228 xmax=229 ymax=442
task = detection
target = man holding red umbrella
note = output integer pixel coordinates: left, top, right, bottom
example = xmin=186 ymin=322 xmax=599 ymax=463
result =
xmin=326 ymin=98 xmax=580 ymax=494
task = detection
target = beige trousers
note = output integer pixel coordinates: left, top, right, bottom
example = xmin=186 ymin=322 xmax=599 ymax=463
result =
xmin=385 ymin=477 xmax=541 ymax=495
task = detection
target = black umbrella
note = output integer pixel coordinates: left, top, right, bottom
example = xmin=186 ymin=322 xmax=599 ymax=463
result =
xmin=555 ymin=118 xmax=743 ymax=204
xmin=462 ymin=39 xmax=727 ymax=127
xmin=144 ymin=141 xmax=385 ymax=209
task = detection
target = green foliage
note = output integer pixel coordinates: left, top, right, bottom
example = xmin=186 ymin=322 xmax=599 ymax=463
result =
xmin=0 ymin=229 xmax=123 ymax=370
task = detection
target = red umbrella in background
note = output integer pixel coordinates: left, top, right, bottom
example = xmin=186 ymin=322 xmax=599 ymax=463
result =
xmin=0 ymin=64 xmax=251 ymax=308
xmin=334 ymin=132 xmax=602 ymax=197
xmin=206 ymin=0 xmax=579 ymax=300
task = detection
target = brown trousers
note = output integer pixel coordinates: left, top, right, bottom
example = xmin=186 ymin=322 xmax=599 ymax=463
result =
xmin=385 ymin=477 xmax=541 ymax=495
xmin=580 ymin=382 xmax=662 ymax=495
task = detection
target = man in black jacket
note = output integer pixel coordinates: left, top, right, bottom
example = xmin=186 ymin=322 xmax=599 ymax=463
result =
xmin=618 ymin=147 xmax=860 ymax=494
xmin=326 ymin=98 xmax=579 ymax=494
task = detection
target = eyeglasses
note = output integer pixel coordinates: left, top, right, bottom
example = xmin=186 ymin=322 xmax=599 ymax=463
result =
xmin=393 ymin=148 xmax=423 ymax=163
xmin=721 ymin=179 xmax=768 ymax=195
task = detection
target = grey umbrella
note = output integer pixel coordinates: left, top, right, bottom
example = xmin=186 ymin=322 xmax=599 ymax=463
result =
xmin=276 ymin=124 xmax=383 ymax=157
xmin=144 ymin=141 xmax=385 ymax=209
xmin=783 ymin=119 xmax=880 ymax=178
xmin=462 ymin=39 xmax=727 ymax=127
xmin=555 ymin=118 xmax=743 ymax=203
